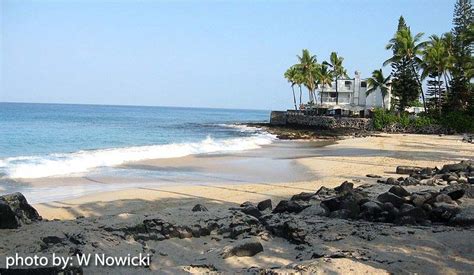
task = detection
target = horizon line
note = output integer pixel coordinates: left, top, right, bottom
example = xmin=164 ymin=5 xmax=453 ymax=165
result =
xmin=0 ymin=101 xmax=271 ymax=112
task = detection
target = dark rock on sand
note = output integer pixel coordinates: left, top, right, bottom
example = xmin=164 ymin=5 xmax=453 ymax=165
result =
xmin=0 ymin=201 xmax=19 ymax=229
xmin=386 ymin=177 xmax=399 ymax=185
xmin=377 ymin=192 xmax=407 ymax=208
xmin=0 ymin=192 xmax=41 ymax=229
xmin=222 ymin=239 xmax=264 ymax=258
xmin=273 ymin=200 xmax=309 ymax=214
xmin=334 ymin=181 xmax=354 ymax=194
xmin=441 ymin=186 xmax=465 ymax=200
xmin=192 ymin=204 xmax=208 ymax=212
xmin=396 ymin=166 xmax=423 ymax=175
xmin=257 ymin=199 xmax=272 ymax=211
xmin=388 ymin=186 xmax=410 ymax=197
xmin=291 ymin=192 xmax=315 ymax=201
xmin=366 ymin=174 xmax=382 ymax=178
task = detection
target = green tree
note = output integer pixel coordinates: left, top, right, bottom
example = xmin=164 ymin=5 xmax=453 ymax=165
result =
xmin=385 ymin=26 xmax=427 ymax=111
xmin=366 ymin=69 xmax=391 ymax=109
xmin=421 ymin=35 xmax=452 ymax=110
xmin=297 ymin=49 xmax=319 ymax=104
xmin=323 ymin=52 xmax=348 ymax=105
xmin=449 ymin=0 xmax=473 ymax=110
xmin=316 ymin=64 xmax=333 ymax=105
xmin=284 ymin=66 xmax=299 ymax=110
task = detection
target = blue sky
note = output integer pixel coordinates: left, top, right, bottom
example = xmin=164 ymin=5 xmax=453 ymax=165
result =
xmin=0 ymin=0 xmax=456 ymax=110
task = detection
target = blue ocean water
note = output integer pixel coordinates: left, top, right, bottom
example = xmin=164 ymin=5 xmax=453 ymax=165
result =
xmin=0 ymin=103 xmax=272 ymax=179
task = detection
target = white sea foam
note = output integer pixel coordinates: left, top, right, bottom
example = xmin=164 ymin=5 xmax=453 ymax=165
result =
xmin=0 ymin=133 xmax=275 ymax=179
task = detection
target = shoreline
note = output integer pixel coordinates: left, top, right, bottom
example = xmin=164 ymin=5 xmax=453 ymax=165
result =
xmin=1 ymin=133 xmax=473 ymax=273
xmin=31 ymin=133 xmax=472 ymax=220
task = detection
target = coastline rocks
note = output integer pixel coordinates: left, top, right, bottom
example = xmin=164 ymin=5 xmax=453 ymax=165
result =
xmin=192 ymin=204 xmax=208 ymax=212
xmin=291 ymin=192 xmax=316 ymax=201
xmin=273 ymin=200 xmax=309 ymax=214
xmin=257 ymin=199 xmax=272 ymax=211
xmin=377 ymin=192 xmax=407 ymax=208
xmin=396 ymin=166 xmax=423 ymax=175
xmin=0 ymin=192 xmax=41 ymax=229
xmin=388 ymin=186 xmax=410 ymax=197
xmin=222 ymin=239 xmax=264 ymax=258
xmin=0 ymin=201 xmax=19 ymax=229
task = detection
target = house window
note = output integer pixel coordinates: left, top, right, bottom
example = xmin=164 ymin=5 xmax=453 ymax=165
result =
xmin=345 ymin=81 xmax=352 ymax=89
xmin=361 ymin=81 xmax=367 ymax=88
xmin=330 ymin=93 xmax=336 ymax=98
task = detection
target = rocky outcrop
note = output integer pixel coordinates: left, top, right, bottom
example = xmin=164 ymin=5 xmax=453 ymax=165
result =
xmin=0 ymin=192 xmax=41 ymax=229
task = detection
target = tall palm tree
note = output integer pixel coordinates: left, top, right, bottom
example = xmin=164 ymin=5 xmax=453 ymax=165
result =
xmin=294 ymin=69 xmax=305 ymax=107
xmin=284 ymin=66 xmax=299 ymax=110
xmin=297 ymin=49 xmax=319 ymax=104
xmin=421 ymin=35 xmax=452 ymax=109
xmin=384 ymin=27 xmax=428 ymax=111
xmin=316 ymin=64 xmax=334 ymax=105
xmin=324 ymin=52 xmax=348 ymax=105
xmin=366 ymin=69 xmax=391 ymax=109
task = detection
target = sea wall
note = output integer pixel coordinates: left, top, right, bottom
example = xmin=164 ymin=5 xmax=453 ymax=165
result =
xmin=270 ymin=111 xmax=373 ymax=130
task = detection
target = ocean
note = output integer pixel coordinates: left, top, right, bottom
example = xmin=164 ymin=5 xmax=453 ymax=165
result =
xmin=0 ymin=103 xmax=273 ymax=179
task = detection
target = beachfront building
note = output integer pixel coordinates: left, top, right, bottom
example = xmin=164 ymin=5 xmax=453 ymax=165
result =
xmin=315 ymin=71 xmax=390 ymax=116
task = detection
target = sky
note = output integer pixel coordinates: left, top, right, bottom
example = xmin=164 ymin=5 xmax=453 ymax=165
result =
xmin=0 ymin=0 xmax=457 ymax=110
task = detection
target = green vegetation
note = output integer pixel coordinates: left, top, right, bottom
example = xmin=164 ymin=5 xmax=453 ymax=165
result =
xmin=283 ymin=50 xmax=346 ymax=108
xmin=283 ymin=0 xmax=473 ymax=133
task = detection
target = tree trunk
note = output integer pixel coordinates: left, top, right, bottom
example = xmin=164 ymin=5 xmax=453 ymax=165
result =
xmin=411 ymin=63 xmax=426 ymax=112
xmin=292 ymin=86 xmax=297 ymax=110
xmin=299 ymin=85 xmax=302 ymax=107
xmin=437 ymin=75 xmax=442 ymax=113
xmin=443 ymin=72 xmax=450 ymax=96
xmin=321 ymin=86 xmax=324 ymax=105
xmin=335 ymin=77 xmax=339 ymax=105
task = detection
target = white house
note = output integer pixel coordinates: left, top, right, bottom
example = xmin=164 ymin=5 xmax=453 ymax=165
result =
xmin=315 ymin=71 xmax=390 ymax=114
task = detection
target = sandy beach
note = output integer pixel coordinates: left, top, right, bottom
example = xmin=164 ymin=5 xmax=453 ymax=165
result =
xmin=1 ymin=133 xmax=473 ymax=274
xmin=34 ymin=133 xmax=473 ymax=220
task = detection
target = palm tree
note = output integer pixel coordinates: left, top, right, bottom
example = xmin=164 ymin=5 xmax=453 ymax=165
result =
xmin=284 ymin=66 xmax=298 ymax=110
xmin=420 ymin=35 xmax=452 ymax=109
xmin=366 ymin=69 xmax=391 ymax=109
xmin=316 ymin=64 xmax=333 ymax=105
xmin=384 ymin=27 xmax=428 ymax=111
xmin=324 ymin=52 xmax=348 ymax=105
xmin=294 ymin=69 xmax=305 ymax=107
xmin=297 ymin=49 xmax=319 ymax=104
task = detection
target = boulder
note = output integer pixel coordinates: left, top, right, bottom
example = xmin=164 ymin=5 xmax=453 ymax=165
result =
xmin=192 ymin=204 xmax=208 ymax=212
xmin=403 ymin=177 xmax=419 ymax=186
xmin=411 ymin=192 xmax=434 ymax=207
xmin=366 ymin=174 xmax=382 ymax=178
xmin=396 ymin=166 xmax=423 ymax=175
xmin=257 ymin=199 xmax=272 ymax=211
xmin=0 ymin=201 xmax=19 ymax=229
xmin=291 ymin=192 xmax=315 ymax=201
xmin=386 ymin=177 xmax=399 ymax=185
xmin=240 ymin=205 xmax=262 ymax=219
xmin=435 ymin=194 xmax=453 ymax=204
xmin=441 ymin=161 xmax=471 ymax=173
xmin=450 ymin=205 xmax=474 ymax=226
xmin=377 ymin=192 xmax=407 ymax=208
xmin=273 ymin=200 xmax=309 ymax=214
xmin=299 ymin=204 xmax=327 ymax=217
xmin=334 ymin=181 xmax=354 ymax=194
xmin=388 ymin=186 xmax=410 ymax=197
xmin=432 ymin=202 xmax=460 ymax=221
xmin=398 ymin=207 xmax=427 ymax=224
xmin=222 ymin=239 xmax=264 ymax=258
xmin=0 ymin=193 xmax=41 ymax=229
xmin=441 ymin=186 xmax=465 ymax=200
